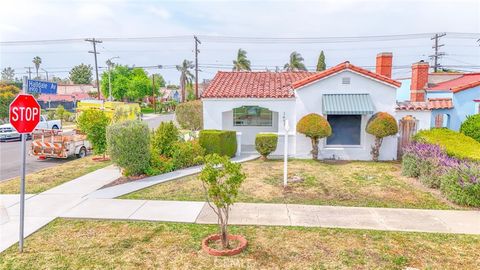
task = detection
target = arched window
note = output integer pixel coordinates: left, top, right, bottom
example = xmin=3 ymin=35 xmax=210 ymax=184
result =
xmin=233 ymin=106 xmax=273 ymax=126
xmin=434 ymin=113 xmax=449 ymax=128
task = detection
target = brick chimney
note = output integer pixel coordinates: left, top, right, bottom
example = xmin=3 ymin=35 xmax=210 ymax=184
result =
xmin=375 ymin=52 xmax=393 ymax=78
xmin=410 ymin=61 xmax=429 ymax=102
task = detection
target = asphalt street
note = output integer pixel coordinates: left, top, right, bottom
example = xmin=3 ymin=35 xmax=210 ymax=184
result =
xmin=0 ymin=113 xmax=175 ymax=182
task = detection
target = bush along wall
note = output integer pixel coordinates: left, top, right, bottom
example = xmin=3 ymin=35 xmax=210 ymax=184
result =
xmin=402 ymin=142 xmax=480 ymax=206
xmin=199 ymin=130 xmax=237 ymax=158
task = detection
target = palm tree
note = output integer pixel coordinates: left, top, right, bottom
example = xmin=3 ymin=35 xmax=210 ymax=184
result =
xmin=283 ymin=51 xmax=307 ymax=72
xmin=32 ymin=56 xmax=42 ymax=79
xmin=176 ymin=59 xmax=194 ymax=102
xmin=232 ymin=49 xmax=251 ymax=71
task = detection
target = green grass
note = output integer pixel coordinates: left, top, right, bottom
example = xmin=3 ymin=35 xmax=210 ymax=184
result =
xmin=1 ymin=219 xmax=479 ymax=269
xmin=121 ymin=159 xmax=452 ymax=209
xmin=0 ymin=156 xmax=112 ymax=194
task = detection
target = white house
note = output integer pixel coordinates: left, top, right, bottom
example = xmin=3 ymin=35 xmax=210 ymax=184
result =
xmin=201 ymin=53 xmax=403 ymax=160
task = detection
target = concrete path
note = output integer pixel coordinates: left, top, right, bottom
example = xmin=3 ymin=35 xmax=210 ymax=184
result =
xmin=60 ymin=199 xmax=480 ymax=235
xmin=0 ymin=165 xmax=121 ymax=252
xmin=88 ymin=154 xmax=259 ymax=199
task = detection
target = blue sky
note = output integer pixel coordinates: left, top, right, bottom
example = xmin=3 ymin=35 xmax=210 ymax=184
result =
xmin=0 ymin=0 xmax=479 ymax=84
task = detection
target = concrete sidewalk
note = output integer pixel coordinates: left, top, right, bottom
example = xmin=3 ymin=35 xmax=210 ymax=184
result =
xmin=60 ymin=198 xmax=480 ymax=235
xmin=88 ymin=154 xmax=259 ymax=199
xmin=0 ymin=165 xmax=121 ymax=252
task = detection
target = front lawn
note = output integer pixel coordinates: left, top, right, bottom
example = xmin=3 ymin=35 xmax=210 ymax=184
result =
xmin=121 ymin=159 xmax=451 ymax=209
xmin=0 ymin=157 xmax=112 ymax=194
xmin=1 ymin=219 xmax=478 ymax=269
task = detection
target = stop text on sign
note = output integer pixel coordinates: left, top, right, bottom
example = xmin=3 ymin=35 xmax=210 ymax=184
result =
xmin=11 ymin=107 xmax=40 ymax=122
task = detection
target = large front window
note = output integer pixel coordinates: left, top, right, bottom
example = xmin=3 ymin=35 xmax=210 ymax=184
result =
xmin=326 ymin=115 xmax=361 ymax=146
xmin=233 ymin=106 xmax=273 ymax=126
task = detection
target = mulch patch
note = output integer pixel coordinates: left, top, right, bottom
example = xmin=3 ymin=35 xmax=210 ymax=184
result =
xmin=101 ymin=174 xmax=147 ymax=189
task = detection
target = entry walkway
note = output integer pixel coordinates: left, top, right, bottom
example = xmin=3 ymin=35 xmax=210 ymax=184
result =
xmin=60 ymin=199 xmax=480 ymax=235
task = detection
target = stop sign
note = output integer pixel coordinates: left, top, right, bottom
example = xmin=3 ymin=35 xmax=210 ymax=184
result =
xmin=9 ymin=94 xmax=41 ymax=133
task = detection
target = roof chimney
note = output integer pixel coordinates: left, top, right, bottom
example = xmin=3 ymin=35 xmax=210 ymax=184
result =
xmin=410 ymin=61 xmax=429 ymax=102
xmin=376 ymin=52 xmax=393 ymax=78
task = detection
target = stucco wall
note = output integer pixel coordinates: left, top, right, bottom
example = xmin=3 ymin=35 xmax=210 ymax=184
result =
xmin=294 ymin=70 xmax=398 ymax=160
xmin=395 ymin=110 xmax=432 ymax=132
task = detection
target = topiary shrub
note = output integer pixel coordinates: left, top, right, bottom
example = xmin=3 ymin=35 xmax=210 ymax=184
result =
xmin=199 ymin=130 xmax=237 ymax=158
xmin=175 ymin=100 xmax=203 ymax=131
xmin=255 ymin=133 xmax=278 ymax=160
xmin=151 ymin=121 xmax=179 ymax=158
xmin=77 ymin=108 xmax=111 ymax=157
xmin=365 ymin=112 xmax=398 ymax=161
xmin=440 ymin=164 xmax=480 ymax=206
xmin=460 ymin=114 xmax=480 ymax=143
xmin=107 ymin=120 xmax=150 ymax=176
xmin=296 ymin=113 xmax=331 ymax=160
xmin=172 ymin=140 xmax=205 ymax=169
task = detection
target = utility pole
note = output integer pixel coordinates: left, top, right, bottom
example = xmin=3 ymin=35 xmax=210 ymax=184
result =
xmin=194 ymin=36 xmax=201 ymax=99
xmin=152 ymin=74 xmax=156 ymax=114
xmin=85 ymin=38 xmax=103 ymax=99
xmin=24 ymin=67 xmax=32 ymax=80
xmin=430 ymin=33 xmax=446 ymax=72
xmin=41 ymin=68 xmax=48 ymax=81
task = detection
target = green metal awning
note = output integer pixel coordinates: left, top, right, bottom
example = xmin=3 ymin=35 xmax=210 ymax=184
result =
xmin=322 ymin=94 xmax=375 ymax=115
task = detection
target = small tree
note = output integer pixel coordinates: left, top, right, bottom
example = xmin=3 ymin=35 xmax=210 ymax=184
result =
xmin=151 ymin=121 xmax=179 ymax=157
xmin=199 ymin=154 xmax=246 ymax=249
xmin=77 ymin=109 xmax=110 ymax=158
xmin=296 ymin=113 xmax=332 ymax=160
xmin=255 ymin=133 xmax=278 ymax=160
xmin=365 ymin=112 xmax=398 ymax=161
xmin=316 ymin=51 xmax=326 ymax=71
xmin=69 ymin=64 xmax=93 ymax=84
xmin=54 ymin=105 xmax=66 ymax=125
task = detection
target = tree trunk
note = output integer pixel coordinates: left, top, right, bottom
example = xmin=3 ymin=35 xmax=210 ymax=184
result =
xmin=311 ymin=137 xmax=319 ymax=160
xmin=371 ymin=137 xmax=383 ymax=162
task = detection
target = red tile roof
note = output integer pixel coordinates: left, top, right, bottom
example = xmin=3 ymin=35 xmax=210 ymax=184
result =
xmin=427 ymin=73 xmax=480 ymax=93
xmin=202 ymin=62 xmax=402 ymax=99
xmin=201 ymin=71 xmax=315 ymax=98
xmin=292 ymin=61 xmax=402 ymax=89
xmin=396 ymin=98 xmax=453 ymax=111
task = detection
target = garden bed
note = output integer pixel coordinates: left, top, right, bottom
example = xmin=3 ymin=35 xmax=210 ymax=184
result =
xmin=121 ymin=159 xmax=452 ymax=209
xmin=1 ymin=219 xmax=479 ymax=269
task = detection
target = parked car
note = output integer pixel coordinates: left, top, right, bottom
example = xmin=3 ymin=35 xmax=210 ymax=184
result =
xmin=0 ymin=115 xmax=62 ymax=142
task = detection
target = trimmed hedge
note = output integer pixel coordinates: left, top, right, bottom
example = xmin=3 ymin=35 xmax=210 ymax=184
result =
xmin=107 ymin=120 xmax=150 ymax=176
xmin=460 ymin=114 xmax=480 ymax=143
xmin=413 ymin=128 xmax=480 ymax=161
xmin=175 ymin=100 xmax=203 ymax=131
xmin=255 ymin=133 xmax=278 ymax=159
xmin=199 ymin=130 xmax=237 ymax=158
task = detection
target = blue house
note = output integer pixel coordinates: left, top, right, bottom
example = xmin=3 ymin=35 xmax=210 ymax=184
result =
xmin=396 ymin=61 xmax=480 ymax=131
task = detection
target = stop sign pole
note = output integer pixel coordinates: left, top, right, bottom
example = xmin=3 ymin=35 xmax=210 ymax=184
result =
xmin=9 ymin=77 xmax=41 ymax=253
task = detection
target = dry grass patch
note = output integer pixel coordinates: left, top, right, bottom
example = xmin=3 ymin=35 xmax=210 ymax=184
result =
xmin=122 ymin=159 xmax=450 ymax=209
xmin=1 ymin=219 xmax=479 ymax=269
xmin=0 ymin=157 xmax=112 ymax=194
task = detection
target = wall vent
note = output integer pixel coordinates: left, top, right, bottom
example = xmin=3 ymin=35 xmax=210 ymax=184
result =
xmin=342 ymin=77 xmax=351 ymax=84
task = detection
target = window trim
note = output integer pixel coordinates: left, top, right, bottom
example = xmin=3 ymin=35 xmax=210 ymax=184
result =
xmin=233 ymin=106 xmax=273 ymax=127
xmin=324 ymin=114 xmax=363 ymax=148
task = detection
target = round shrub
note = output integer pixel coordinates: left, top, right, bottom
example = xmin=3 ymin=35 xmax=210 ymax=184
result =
xmin=460 ymin=114 xmax=480 ymax=143
xmin=107 ymin=120 xmax=150 ymax=176
xmin=296 ymin=113 xmax=331 ymax=160
xmin=172 ymin=140 xmax=205 ymax=169
xmin=255 ymin=133 xmax=278 ymax=160
xmin=151 ymin=121 xmax=179 ymax=158
xmin=440 ymin=164 xmax=480 ymax=206
xmin=366 ymin=112 xmax=398 ymax=161
xmin=175 ymin=100 xmax=203 ymax=131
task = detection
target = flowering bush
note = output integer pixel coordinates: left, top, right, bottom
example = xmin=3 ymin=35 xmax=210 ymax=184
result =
xmin=402 ymin=142 xmax=480 ymax=206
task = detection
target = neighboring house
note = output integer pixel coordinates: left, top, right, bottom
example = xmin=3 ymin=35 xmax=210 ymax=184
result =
xmin=37 ymin=92 xmax=93 ymax=111
xmin=56 ymin=84 xmax=97 ymax=95
xmin=202 ymin=52 xmax=402 ymax=160
xmin=396 ymin=62 xmax=480 ymax=131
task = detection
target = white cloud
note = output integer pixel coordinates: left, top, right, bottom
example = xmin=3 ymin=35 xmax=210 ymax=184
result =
xmin=148 ymin=6 xmax=171 ymax=20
